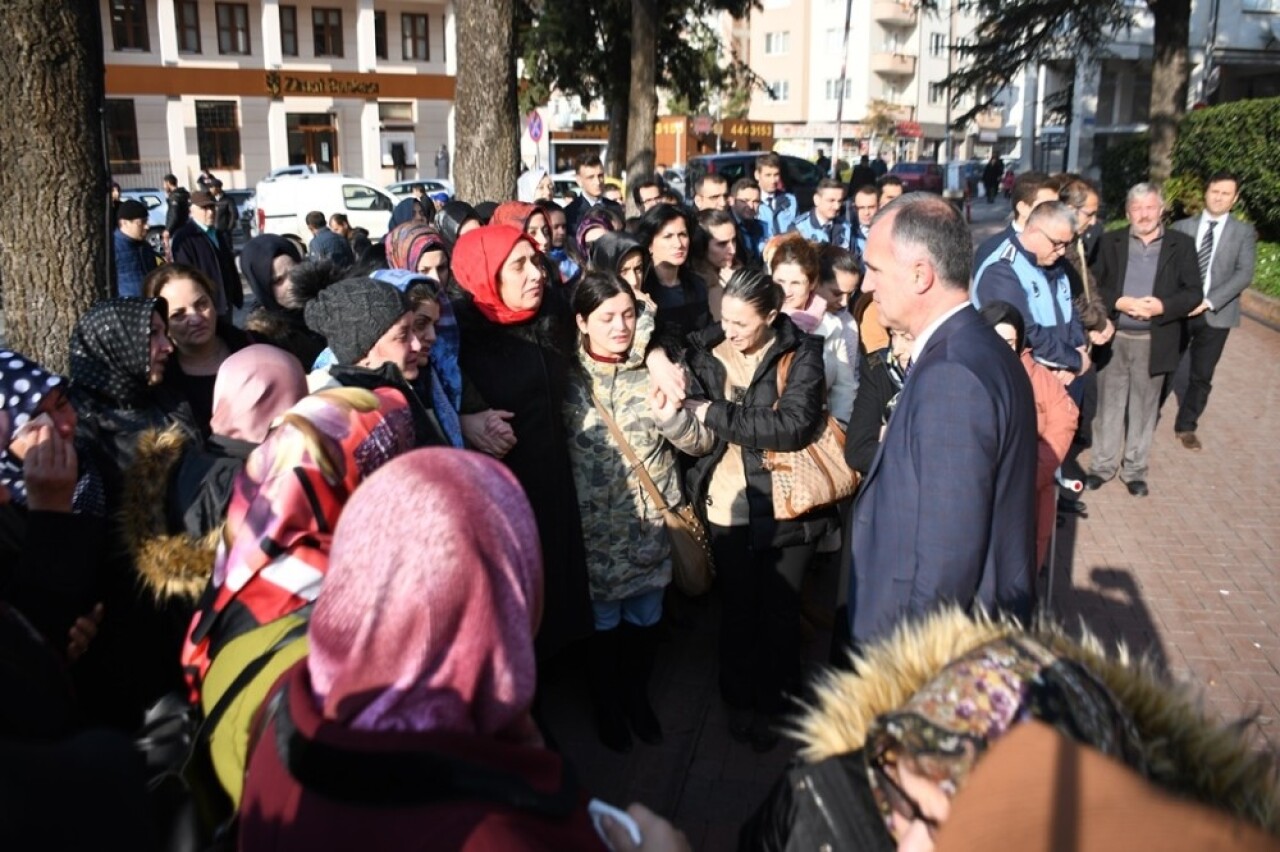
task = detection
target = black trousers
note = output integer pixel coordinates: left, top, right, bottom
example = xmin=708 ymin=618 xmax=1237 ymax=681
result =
xmin=1174 ymin=314 xmax=1232 ymax=433
xmin=710 ymin=524 xmax=815 ymax=716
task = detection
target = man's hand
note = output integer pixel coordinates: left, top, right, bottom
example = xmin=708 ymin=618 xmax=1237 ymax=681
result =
xmin=1187 ymin=299 xmax=1211 ymax=318
xmin=24 ymin=425 xmax=78 ymax=513
xmin=461 ymin=410 xmax=517 ymax=458
xmin=1075 ymin=345 xmax=1092 ymax=377
xmin=645 ymin=350 xmax=687 ymax=404
xmin=1137 ymin=296 xmax=1165 ymax=318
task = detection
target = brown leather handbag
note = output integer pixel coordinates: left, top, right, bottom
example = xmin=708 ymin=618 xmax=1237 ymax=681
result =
xmin=590 ymin=392 xmax=715 ymax=597
xmin=762 ymin=350 xmax=859 ymax=520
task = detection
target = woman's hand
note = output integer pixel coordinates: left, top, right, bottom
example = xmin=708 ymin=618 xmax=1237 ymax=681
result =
xmin=648 ymin=384 xmax=679 ymax=423
xmin=24 ymin=425 xmax=79 ymax=513
xmin=645 ymin=350 xmax=687 ymax=404
xmin=601 ymin=803 xmax=692 ymax=852
xmin=683 ymin=399 xmax=710 ymax=425
xmin=67 ymin=604 xmax=104 ymax=662
xmin=461 ymin=410 xmax=517 ymax=458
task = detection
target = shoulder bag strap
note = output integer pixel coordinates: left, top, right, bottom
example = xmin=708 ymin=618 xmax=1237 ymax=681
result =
xmin=773 ymin=349 xmax=796 ymax=409
xmin=1077 ymin=240 xmax=1093 ymax=303
xmin=589 ymin=390 xmax=670 ymax=512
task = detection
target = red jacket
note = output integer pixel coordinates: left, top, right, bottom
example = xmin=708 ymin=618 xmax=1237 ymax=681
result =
xmin=239 ymin=663 xmax=605 ymax=852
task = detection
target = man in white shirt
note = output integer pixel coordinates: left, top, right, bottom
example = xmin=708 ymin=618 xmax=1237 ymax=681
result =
xmin=1168 ymin=171 xmax=1258 ymax=451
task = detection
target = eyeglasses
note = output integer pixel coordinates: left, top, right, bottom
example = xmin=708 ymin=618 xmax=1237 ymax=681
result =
xmin=1031 ymin=229 xmax=1072 ymax=251
xmin=871 ymin=761 xmax=941 ymax=837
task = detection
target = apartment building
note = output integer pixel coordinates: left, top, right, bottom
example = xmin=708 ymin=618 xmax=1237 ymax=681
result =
xmin=102 ymin=0 xmax=456 ymax=189
xmin=745 ymin=0 xmax=1015 ymax=166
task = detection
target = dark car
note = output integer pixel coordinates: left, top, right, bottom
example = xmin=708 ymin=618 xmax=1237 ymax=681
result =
xmin=224 ymin=189 xmax=255 ymax=253
xmin=889 ymin=161 xmax=945 ymax=194
xmin=685 ymin=153 xmax=824 ymax=213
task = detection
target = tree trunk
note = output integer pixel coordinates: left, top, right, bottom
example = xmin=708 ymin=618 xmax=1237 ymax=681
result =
xmin=455 ymin=0 xmax=519 ymax=204
xmin=1147 ymin=0 xmax=1191 ymax=184
xmin=606 ymin=96 xmax=629 ymax=182
xmin=625 ymin=0 xmax=658 ymax=197
xmin=0 ymin=0 xmax=107 ymax=371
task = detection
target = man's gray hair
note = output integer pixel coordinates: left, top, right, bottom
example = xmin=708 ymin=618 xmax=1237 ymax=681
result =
xmin=873 ymin=194 xmax=972 ymax=291
xmin=1026 ymin=200 xmax=1079 ymax=235
xmin=1126 ymin=182 xmax=1164 ymax=207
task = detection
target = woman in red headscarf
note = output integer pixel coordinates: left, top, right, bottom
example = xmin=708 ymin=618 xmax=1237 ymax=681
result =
xmin=451 ymin=225 xmax=592 ymax=661
xmin=238 ymin=449 xmax=605 ymax=851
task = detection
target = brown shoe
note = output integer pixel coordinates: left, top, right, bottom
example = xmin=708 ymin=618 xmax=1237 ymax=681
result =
xmin=1176 ymin=431 xmax=1202 ymax=451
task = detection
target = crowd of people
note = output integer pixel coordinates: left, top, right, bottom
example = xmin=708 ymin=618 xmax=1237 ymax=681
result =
xmin=1 ymin=151 xmax=1273 ymax=850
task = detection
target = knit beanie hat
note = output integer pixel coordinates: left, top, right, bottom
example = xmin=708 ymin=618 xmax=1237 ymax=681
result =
xmin=304 ymin=277 xmax=410 ymax=365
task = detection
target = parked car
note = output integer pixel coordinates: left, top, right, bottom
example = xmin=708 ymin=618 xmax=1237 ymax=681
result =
xmin=889 ymin=161 xmax=945 ymax=194
xmin=684 ymin=153 xmax=824 ymax=213
xmin=662 ymin=166 xmax=686 ymax=197
xmin=254 ymin=173 xmax=398 ymax=244
xmin=551 ymin=171 xmax=579 ymax=207
xmin=119 ymin=188 xmax=168 ymax=253
xmin=386 ymin=178 xmax=456 ymax=205
xmin=265 ymin=164 xmax=332 ymax=180
xmin=222 ymin=188 xmax=255 ymax=253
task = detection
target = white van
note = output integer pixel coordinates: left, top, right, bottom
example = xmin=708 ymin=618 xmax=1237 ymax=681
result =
xmin=253 ymin=173 xmax=398 ymax=244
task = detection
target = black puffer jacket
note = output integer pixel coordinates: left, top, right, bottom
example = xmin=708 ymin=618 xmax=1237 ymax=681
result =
xmin=683 ymin=313 xmax=835 ymax=550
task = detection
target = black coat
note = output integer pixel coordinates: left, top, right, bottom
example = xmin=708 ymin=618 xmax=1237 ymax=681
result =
xmin=170 ymin=220 xmax=244 ymax=310
xmin=1091 ymin=228 xmax=1203 ymax=376
xmin=453 ymin=290 xmax=592 ymax=660
xmin=683 ymin=313 xmax=834 ymax=550
xmin=562 ymin=194 xmax=623 ymax=235
xmin=843 ymin=348 xmax=903 ymax=476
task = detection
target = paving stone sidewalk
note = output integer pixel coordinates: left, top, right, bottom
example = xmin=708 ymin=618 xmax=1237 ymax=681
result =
xmin=540 ymin=197 xmax=1279 ymax=847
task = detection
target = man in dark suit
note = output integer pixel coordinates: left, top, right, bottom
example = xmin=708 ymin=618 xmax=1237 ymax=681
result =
xmin=1168 ymin=171 xmax=1257 ymax=451
xmin=848 ymin=195 xmax=1038 ymax=646
xmin=169 ymin=191 xmax=242 ymax=319
xmin=562 ymin=153 xmax=622 ymax=234
xmin=1086 ymin=183 xmax=1202 ymax=497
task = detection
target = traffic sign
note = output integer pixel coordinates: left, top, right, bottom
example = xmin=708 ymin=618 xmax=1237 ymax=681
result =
xmin=528 ymin=111 xmax=544 ymax=142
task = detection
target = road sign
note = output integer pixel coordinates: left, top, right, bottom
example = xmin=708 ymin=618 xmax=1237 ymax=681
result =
xmin=693 ymin=114 xmax=713 ymax=135
xmin=528 ymin=111 xmax=544 ymax=142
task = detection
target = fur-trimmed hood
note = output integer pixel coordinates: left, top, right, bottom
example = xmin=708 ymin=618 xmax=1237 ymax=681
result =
xmin=791 ymin=608 xmax=1279 ymax=836
xmin=120 ymin=426 xmax=219 ymax=602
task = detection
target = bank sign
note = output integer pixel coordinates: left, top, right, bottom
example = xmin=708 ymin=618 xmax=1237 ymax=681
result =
xmin=266 ymin=72 xmax=380 ymax=98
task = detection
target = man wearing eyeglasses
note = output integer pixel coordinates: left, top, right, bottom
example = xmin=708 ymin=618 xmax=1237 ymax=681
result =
xmin=972 ymin=201 xmax=1090 ymax=391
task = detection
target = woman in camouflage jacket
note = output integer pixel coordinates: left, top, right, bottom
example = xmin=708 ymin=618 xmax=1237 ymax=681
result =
xmin=563 ymin=270 xmax=713 ymax=754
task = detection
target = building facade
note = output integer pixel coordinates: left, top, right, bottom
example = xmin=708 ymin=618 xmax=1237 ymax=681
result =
xmin=102 ymin=0 xmax=456 ymax=190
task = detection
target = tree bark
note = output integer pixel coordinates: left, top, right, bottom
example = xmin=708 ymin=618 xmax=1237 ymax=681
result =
xmin=455 ymin=0 xmax=519 ymax=204
xmin=0 ymin=0 xmax=107 ymax=371
xmin=1147 ymin=0 xmax=1191 ymax=183
xmin=625 ymin=0 xmax=658 ymax=197
xmin=606 ymin=96 xmax=629 ymax=182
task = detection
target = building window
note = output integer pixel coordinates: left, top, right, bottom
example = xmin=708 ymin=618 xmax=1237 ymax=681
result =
xmin=825 ymin=79 xmax=852 ymax=100
xmin=110 ymin=0 xmax=150 ymax=51
xmin=374 ymin=11 xmax=387 ymax=59
xmin=216 ymin=3 xmax=250 ymax=55
xmin=928 ymin=82 xmax=946 ymax=104
xmin=764 ymin=31 xmax=789 ymax=55
xmin=379 ymin=102 xmax=414 ymax=123
xmin=441 ymin=14 xmax=447 ymax=63
xmin=402 ymin=13 xmax=429 ymax=60
xmin=175 ymin=0 xmax=201 ymax=53
xmin=280 ymin=5 xmax=298 ymax=56
xmin=767 ymin=80 xmax=790 ymax=101
xmin=313 ymin=8 xmax=344 ymax=57
xmin=195 ymin=101 xmax=241 ymax=170
xmin=105 ymin=100 xmax=142 ymax=175
xmin=930 ymin=32 xmax=946 ymax=57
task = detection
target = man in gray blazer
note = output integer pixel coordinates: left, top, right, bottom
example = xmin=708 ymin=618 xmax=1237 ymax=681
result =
xmin=1169 ymin=172 xmax=1258 ymax=450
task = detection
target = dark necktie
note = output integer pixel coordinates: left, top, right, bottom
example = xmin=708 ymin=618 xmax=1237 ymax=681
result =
xmin=1198 ymin=220 xmax=1217 ymax=282
xmin=768 ymin=196 xmax=781 ymax=234
xmin=823 ymin=221 xmax=834 ymax=242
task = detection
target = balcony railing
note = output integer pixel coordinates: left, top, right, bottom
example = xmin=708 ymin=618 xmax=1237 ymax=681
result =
xmin=872 ymin=1 xmax=918 ymax=27
xmin=871 ymin=52 xmax=917 ymax=77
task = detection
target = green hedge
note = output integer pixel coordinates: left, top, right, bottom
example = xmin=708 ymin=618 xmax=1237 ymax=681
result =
xmin=1171 ymin=96 xmax=1280 ymax=241
xmin=1099 ymin=134 xmax=1150 ymax=215
xmin=1255 ymin=242 xmax=1280 ymax=299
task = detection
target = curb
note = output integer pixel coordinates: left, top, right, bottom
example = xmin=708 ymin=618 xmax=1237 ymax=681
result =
xmin=1242 ymin=289 xmax=1280 ymax=332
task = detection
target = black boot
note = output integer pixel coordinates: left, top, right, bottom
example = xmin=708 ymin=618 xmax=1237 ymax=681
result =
xmin=586 ymin=630 xmax=631 ymax=753
xmin=620 ymin=623 xmax=663 ymax=745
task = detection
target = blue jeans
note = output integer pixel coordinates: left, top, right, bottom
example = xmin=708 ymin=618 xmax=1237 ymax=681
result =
xmin=592 ymin=588 xmax=665 ymax=631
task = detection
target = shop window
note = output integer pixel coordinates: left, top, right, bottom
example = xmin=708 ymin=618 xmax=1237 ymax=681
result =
xmin=216 ymin=3 xmax=250 ymax=55
xmin=110 ymin=0 xmax=151 ymax=51
xmin=105 ymin=100 xmax=142 ymax=175
xmin=402 ymin=13 xmax=429 ymax=61
xmin=280 ymin=5 xmax=298 ymax=56
xmin=313 ymin=8 xmax=344 ymax=57
xmin=196 ymin=101 xmax=241 ymax=170
xmin=175 ymin=0 xmax=201 ymax=53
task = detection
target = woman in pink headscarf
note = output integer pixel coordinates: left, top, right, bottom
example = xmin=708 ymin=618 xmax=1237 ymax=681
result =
xmin=238 ymin=448 xmax=603 ymax=851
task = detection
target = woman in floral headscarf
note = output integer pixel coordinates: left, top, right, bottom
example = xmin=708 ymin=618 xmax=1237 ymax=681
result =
xmin=181 ymin=385 xmax=416 ymax=696
xmin=239 ymin=448 xmax=603 ymax=851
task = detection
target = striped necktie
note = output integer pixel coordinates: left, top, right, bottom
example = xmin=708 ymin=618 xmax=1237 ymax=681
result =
xmin=1198 ymin=220 xmax=1217 ymax=282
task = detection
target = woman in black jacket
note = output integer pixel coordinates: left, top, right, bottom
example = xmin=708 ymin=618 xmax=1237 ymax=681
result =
xmin=451 ymin=224 xmax=593 ymax=662
xmin=843 ymin=295 xmax=911 ymax=476
xmin=682 ymin=268 xmax=833 ymax=752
